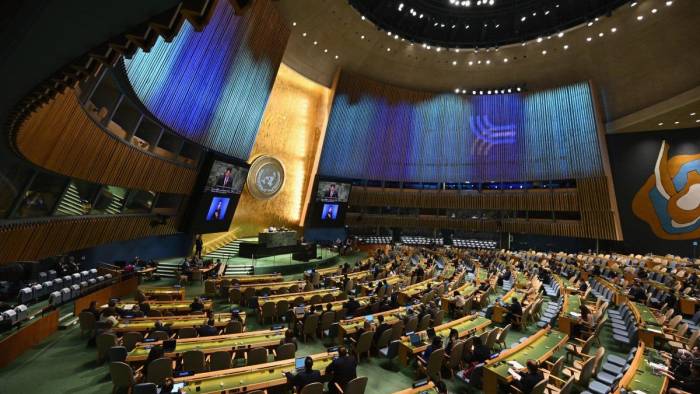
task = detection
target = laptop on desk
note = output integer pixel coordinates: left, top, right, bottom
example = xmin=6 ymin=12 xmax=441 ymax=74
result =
xmin=294 ymin=357 xmax=306 ymax=372
xmin=409 ymin=333 xmax=424 ymax=347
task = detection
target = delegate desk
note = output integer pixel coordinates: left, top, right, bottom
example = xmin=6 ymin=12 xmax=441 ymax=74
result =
xmin=261 ymin=288 xmax=343 ymax=307
xmin=304 ymin=266 xmax=339 ymax=279
xmin=392 ymin=382 xmax=437 ymax=394
xmin=613 ymin=344 xmax=669 ymax=394
xmin=223 ymin=274 xmax=283 ymax=284
xmin=557 ymin=293 xmax=582 ymax=336
xmin=441 ymin=283 xmax=479 ymax=312
xmin=114 ymin=313 xmax=245 ymax=334
xmin=127 ymin=329 xmax=286 ymax=363
xmin=326 ymin=270 xmax=373 ymax=285
xmin=140 ymin=286 xmax=185 ymax=300
xmin=630 ymin=302 xmax=664 ymax=347
xmin=237 ymin=280 xmax=307 ymax=294
xmin=492 ymin=289 xmax=531 ymax=324
xmin=359 ymin=276 xmax=402 ymax=295
xmin=294 ymin=296 xmax=373 ymax=320
xmin=397 ymin=315 xmax=491 ymax=366
xmin=104 ymin=300 xmax=213 ymax=314
xmin=483 ymin=329 xmax=568 ymax=394
xmin=679 ymin=296 xmax=700 ymax=316
xmin=174 ymin=352 xmax=336 ymax=393
xmin=398 ymin=279 xmax=442 ymax=305
xmin=337 ymin=305 xmax=416 ymax=340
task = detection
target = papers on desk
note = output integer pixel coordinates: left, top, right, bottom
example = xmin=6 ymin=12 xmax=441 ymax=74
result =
xmin=569 ymin=311 xmax=581 ymax=318
xmin=646 ymin=327 xmax=663 ymax=334
xmin=632 ymin=390 xmax=647 ymax=394
xmin=507 ymin=360 xmax=525 ymax=370
xmin=508 ymin=368 xmax=522 ymax=381
xmin=649 ymin=362 xmax=668 ymax=371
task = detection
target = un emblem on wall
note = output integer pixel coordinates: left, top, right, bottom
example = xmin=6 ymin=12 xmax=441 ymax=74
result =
xmin=247 ymin=156 xmax=285 ymax=200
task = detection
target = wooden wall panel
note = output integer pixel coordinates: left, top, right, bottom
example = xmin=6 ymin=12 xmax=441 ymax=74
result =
xmin=0 ymin=310 xmax=59 ymax=368
xmin=73 ymin=276 xmax=138 ymax=315
xmin=0 ymin=216 xmax=179 ymax=264
xmin=349 ymin=187 xmax=579 ymax=212
xmin=347 ymin=176 xmax=620 ymax=240
xmin=15 ymin=89 xmax=197 ymax=194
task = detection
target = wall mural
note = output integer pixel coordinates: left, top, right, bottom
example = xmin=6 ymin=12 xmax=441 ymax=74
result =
xmin=633 ymin=140 xmax=700 ymax=239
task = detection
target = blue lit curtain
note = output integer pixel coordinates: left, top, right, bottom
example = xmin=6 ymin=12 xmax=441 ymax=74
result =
xmin=124 ymin=0 xmax=288 ymax=159
xmin=319 ymin=75 xmax=602 ymax=183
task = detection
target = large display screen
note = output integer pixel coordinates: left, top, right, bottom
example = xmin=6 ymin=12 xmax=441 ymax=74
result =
xmin=204 ymin=160 xmax=248 ymax=194
xmin=316 ymin=181 xmax=351 ymax=202
xmin=321 ymin=203 xmax=339 ymax=220
xmin=186 ymin=155 xmax=249 ymax=234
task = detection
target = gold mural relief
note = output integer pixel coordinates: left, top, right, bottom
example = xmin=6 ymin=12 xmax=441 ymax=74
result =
xmin=224 ymin=63 xmax=333 ymax=239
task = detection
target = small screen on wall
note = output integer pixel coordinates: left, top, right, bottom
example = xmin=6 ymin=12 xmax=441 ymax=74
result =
xmin=316 ymin=181 xmax=351 ymax=202
xmin=204 ymin=160 xmax=248 ymax=194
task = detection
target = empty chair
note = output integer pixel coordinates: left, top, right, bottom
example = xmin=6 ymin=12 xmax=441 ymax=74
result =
xmin=225 ymin=320 xmax=243 ymax=334
xmin=417 ymin=315 xmax=431 ymax=331
xmin=97 ymin=333 xmax=118 ymax=363
xmin=78 ymin=311 xmax=96 ymax=337
xmin=109 ymin=362 xmax=135 ymax=393
xmin=146 ymin=357 xmax=173 ymax=385
xmin=351 ymin=331 xmax=373 ymax=362
xmin=178 ymin=327 xmax=198 ymax=339
xmin=276 ymin=299 xmax=290 ymax=322
xmin=210 ymin=351 xmax=232 ymax=371
xmin=122 ymin=331 xmax=144 ymax=351
xmin=300 ymin=314 xmax=319 ymax=342
xmin=319 ymin=311 xmax=336 ymax=339
xmin=275 ymin=342 xmax=296 ymax=360
xmin=404 ymin=317 xmax=418 ymax=333
xmin=259 ymin=302 xmax=276 ymax=324
xmin=495 ymin=324 xmax=511 ymax=349
xmin=334 ymin=376 xmax=368 ymax=394
xmin=182 ymin=350 xmax=206 ymax=373
xmin=446 ymin=340 xmax=465 ymax=374
xmin=149 ymin=331 xmax=169 ymax=341
xmin=246 ymin=347 xmax=268 ymax=365
xmin=108 ymin=346 xmax=128 ymax=363
xmin=375 ymin=328 xmax=393 ymax=353
xmin=300 ymin=382 xmax=324 ymax=394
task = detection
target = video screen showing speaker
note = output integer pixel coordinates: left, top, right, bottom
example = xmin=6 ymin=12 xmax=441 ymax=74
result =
xmin=185 ymin=154 xmax=249 ymax=234
xmin=204 ymin=160 xmax=247 ymax=194
xmin=316 ymin=181 xmax=351 ymax=203
xmin=312 ymin=202 xmax=346 ymax=227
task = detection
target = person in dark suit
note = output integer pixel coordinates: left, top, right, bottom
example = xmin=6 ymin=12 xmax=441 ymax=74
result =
xmin=190 ymin=297 xmax=205 ymax=313
xmin=422 ymin=336 xmax=443 ymax=360
xmin=216 ymin=168 xmax=234 ymax=189
xmin=506 ymin=297 xmax=522 ymax=325
xmin=373 ymin=315 xmax=391 ymax=344
xmin=194 ymin=235 xmax=203 ymax=259
xmin=326 ymin=347 xmax=357 ymax=394
xmin=324 ymin=184 xmax=338 ymax=200
xmin=344 ymin=297 xmax=361 ymax=315
xmin=197 ymin=319 xmax=218 ymax=337
xmin=513 ymin=360 xmax=544 ymax=394
xmin=286 ymin=356 xmax=322 ymax=392
xmin=467 ymin=336 xmax=492 ymax=363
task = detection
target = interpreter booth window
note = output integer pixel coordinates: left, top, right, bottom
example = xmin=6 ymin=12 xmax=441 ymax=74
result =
xmin=91 ymin=186 xmax=128 ymax=215
xmin=55 ymin=180 xmax=101 ymax=216
xmin=0 ymin=160 xmax=34 ymax=218
xmin=123 ymin=190 xmax=156 ymax=214
xmin=13 ymin=173 xmax=66 ymax=218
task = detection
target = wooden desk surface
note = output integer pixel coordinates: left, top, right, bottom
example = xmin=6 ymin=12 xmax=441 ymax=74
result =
xmin=127 ymin=329 xmax=285 ymax=362
xmin=174 ymin=352 xmax=337 ymax=393
xmin=614 ymin=344 xmax=669 ymax=394
xmin=483 ymin=329 xmax=568 ymax=394
xmin=392 ymin=382 xmax=437 ymax=394
xmin=114 ymin=312 xmax=245 ymax=333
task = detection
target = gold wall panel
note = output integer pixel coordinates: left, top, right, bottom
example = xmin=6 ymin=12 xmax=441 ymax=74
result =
xmin=224 ymin=63 xmax=333 ymax=238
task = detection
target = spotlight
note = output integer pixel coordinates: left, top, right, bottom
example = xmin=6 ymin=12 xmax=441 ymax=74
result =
xmin=455 ymin=88 xmax=460 ymax=94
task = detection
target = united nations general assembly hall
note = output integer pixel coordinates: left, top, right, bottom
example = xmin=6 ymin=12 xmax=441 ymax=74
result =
xmin=0 ymin=1 xmax=699 ymax=393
